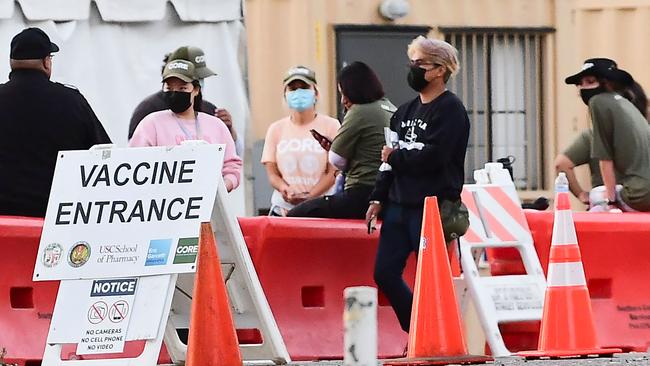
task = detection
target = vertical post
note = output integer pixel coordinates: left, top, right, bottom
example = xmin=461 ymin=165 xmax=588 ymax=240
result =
xmin=343 ymin=286 xmax=377 ymax=366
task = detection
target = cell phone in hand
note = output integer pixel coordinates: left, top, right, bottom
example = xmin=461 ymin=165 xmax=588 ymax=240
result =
xmin=310 ymin=129 xmax=332 ymax=150
xmin=367 ymin=216 xmax=377 ymax=234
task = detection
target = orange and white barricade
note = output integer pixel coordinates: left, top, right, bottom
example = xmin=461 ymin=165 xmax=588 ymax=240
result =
xmin=518 ymin=190 xmax=620 ymax=358
xmin=459 ymin=163 xmax=546 ymax=356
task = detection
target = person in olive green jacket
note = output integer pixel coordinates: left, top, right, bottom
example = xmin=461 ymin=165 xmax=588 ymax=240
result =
xmin=288 ymin=62 xmax=396 ymax=218
xmin=564 ymin=58 xmax=650 ymax=211
xmin=554 ymin=81 xmax=647 ymax=207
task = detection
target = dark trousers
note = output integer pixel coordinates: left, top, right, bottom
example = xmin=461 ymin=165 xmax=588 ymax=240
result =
xmin=374 ymin=203 xmax=423 ymax=332
xmin=286 ymin=185 xmax=373 ymax=219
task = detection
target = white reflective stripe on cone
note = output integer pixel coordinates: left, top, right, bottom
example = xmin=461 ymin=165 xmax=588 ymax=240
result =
xmin=547 ymin=262 xmax=587 ymax=287
xmin=551 ymin=210 xmax=578 ymax=246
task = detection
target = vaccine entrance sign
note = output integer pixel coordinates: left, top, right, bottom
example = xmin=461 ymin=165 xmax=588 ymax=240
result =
xmin=34 ymin=144 xmax=223 ymax=363
xmin=34 ymin=144 xmax=223 ymax=280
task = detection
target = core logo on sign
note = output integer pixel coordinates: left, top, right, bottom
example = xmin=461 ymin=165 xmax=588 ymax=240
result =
xmin=90 ymin=279 xmax=138 ymax=297
xmin=173 ymin=237 xmax=199 ymax=264
xmin=68 ymin=241 xmax=91 ymax=268
xmin=145 ymin=239 xmax=171 ymax=266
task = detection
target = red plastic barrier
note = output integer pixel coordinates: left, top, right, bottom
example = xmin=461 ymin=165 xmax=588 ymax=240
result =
xmin=498 ymin=211 xmax=650 ymax=353
xmin=0 ymin=216 xmax=171 ymax=365
xmin=0 ymin=216 xmax=55 ymax=366
xmin=239 ymin=216 xmax=415 ymax=360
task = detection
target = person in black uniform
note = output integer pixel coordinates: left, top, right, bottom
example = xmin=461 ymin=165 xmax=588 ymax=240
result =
xmin=365 ymin=36 xmax=470 ymax=332
xmin=128 ymin=46 xmax=241 ymax=154
xmin=0 ymin=27 xmax=111 ymax=218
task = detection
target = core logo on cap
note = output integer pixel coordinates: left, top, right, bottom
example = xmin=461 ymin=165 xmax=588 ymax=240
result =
xmin=168 ymin=62 xmax=189 ymax=71
xmin=288 ymin=67 xmax=310 ymax=76
xmin=581 ymin=62 xmax=594 ymax=71
xmin=194 ymin=55 xmax=205 ymax=64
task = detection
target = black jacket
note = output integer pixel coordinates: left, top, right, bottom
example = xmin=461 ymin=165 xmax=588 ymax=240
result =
xmin=369 ymin=90 xmax=470 ymax=207
xmin=0 ymin=69 xmax=111 ymax=217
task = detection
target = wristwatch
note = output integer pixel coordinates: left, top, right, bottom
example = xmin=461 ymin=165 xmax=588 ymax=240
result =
xmin=369 ymin=200 xmax=381 ymax=205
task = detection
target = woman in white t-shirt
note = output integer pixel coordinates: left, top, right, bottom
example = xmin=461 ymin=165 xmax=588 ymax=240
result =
xmin=261 ymin=66 xmax=339 ymax=216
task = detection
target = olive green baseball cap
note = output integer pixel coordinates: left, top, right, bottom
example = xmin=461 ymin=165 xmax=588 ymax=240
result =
xmin=283 ymin=65 xmax=317 ymax=86
xmin=162 ymin=59 xmax=196 ymax=83
xmin=168 ymin=46 xmax=216 ymax=79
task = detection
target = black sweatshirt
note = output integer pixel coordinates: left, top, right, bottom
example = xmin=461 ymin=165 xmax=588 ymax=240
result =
xmin=368 ymin=90 xmax=470 ymax=208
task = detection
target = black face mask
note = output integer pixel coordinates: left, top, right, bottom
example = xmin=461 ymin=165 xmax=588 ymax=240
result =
xmin=407 ymin=65 xmax=430 ymax=92
xmin=580 ymin=86 xmax=607 ymax=106
xmin=164 ymin=91 xmax=192 ymax=113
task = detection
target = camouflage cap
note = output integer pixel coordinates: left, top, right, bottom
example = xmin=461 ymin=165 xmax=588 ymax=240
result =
xmin=162 ymin=59 xmax=196 ymax=83
xmin=168 ymin=46 xmax=216 ymax=79
xmin=283 ymin=65 xmax=317 ymax=87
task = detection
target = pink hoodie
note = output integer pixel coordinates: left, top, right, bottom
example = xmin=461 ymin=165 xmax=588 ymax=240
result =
xmin=129 ymin=110 xmax=242 ymax=189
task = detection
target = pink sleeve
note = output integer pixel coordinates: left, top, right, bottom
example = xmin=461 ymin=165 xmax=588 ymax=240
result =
xmin=215 ymin=120 xmax=243 ymax=190
xmin=260 ymin=123 xmax=278 ymax=164
xmin=329 ymin=118 xmax=340 ymax=139
xmin=128 ymin=116 xmax=157 ymax=147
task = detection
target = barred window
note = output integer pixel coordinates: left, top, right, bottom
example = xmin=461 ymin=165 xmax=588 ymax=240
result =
xmin=444 ymin=29 xmax=549 ymax=190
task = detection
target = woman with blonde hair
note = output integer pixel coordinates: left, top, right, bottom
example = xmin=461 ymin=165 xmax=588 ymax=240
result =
xmin=367 ymin=36 xmax=470 ymax=332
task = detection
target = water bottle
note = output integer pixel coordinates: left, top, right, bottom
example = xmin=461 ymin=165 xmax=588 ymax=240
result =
xmin=555 ymin=172 xmax=569 ymax=193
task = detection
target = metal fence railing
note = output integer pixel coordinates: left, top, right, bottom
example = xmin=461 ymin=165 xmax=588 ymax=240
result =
xmin=444 ymin=29 xmax=548 ymax=190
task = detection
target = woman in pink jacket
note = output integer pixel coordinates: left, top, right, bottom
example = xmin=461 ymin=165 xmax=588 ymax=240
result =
xmin=130 ymin=59 xmax=242 ymax=192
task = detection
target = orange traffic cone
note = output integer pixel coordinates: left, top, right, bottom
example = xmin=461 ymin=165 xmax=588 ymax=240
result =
xmin=386 ymin=196 xmax=490 ymax=365
xmin=186 ymin=222 xmax=243 ymax=366
xmin=518 ymin=192 xmax=621 ymax=358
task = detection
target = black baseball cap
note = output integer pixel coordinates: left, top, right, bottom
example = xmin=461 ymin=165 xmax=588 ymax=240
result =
xmin=565 ymin=58 xmax=634 ymax=87
xmin=10 ymin=27 xmax=59 ymax=60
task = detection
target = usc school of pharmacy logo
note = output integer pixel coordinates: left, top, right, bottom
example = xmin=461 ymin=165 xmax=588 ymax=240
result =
xmin=68 ymin=241 xmax=91 ymax=268
xmin=42 ymin=243 xmax=63 ymax=268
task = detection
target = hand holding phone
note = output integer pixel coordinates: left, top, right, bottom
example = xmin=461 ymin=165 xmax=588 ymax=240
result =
xmin=310 ymin=129 xmax=332 ymax=151
xmin=365 ymin=202 xmax=380 ymax=234
xmin=367 ymin=215 xmax=377 ymax=234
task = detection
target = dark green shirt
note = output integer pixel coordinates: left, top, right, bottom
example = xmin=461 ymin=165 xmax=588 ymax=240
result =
xmin=589 ymin=92 xmax=650 ymax=211
xmin=563 ymin=129 xmax=625 ymax=187
xmin=331 ymin=98 xmax=396 ymax=190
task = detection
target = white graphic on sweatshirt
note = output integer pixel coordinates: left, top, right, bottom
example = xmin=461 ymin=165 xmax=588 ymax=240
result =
xmin=399 ymin=118 xmax=427 ymax=150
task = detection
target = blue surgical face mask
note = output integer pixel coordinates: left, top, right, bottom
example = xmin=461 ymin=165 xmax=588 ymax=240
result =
xmin=286 ymin=88 xmax=316 ymax=111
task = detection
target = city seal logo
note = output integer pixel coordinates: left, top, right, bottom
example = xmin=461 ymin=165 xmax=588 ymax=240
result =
xmin=68 ymin=241 xmax=91 ymax=268
xmin=42 ymin=243 xmax=63 ymax=268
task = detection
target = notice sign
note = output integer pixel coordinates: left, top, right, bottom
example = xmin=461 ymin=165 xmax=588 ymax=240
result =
xmin=33 ymin=144 xmax=223 ymax=281
xmin=77 ymin=278 xmax=137 ymax=354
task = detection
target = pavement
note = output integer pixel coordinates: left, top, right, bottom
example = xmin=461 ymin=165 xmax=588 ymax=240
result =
xmin=284 ymin=353 xmax=650 ymax=365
